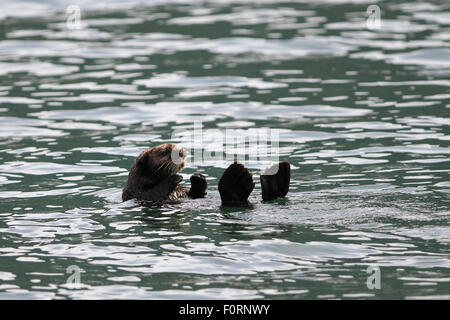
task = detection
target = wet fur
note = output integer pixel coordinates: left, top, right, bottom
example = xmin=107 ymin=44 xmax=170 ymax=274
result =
xmin=122 ymin=143 xmax=203 ymax=202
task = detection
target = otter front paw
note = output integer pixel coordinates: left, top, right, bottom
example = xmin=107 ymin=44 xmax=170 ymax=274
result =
xmin=260 ymin=161 xmax=290 ymax=201
xmin=218 ymin=162 xmax=255 ymax=206
xmin=188 ymin=173 xmax=207 ymax=199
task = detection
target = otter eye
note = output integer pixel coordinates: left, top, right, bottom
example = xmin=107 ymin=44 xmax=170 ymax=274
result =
xmin=179 ymin=149 xmax=184 ymax=158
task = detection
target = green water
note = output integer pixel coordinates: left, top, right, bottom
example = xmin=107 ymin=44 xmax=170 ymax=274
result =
xmin=0 ymin=0 xmax=449 ymax=299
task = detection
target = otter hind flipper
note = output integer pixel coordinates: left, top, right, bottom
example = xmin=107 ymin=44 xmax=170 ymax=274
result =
xmin=218 ymin=162 xmax=255 ymax=206
xmin=188 ymin=173 xmax=207 ymax=199
xmin=260 ymin=161 xmax=290 ymax=201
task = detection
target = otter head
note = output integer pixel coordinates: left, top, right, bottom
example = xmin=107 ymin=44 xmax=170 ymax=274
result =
xmin=135 ymin=143 xmax=187 ymax=184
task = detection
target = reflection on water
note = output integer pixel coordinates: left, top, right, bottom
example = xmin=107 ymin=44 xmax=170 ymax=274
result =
xmin=0 ymin=0 xmax=449 ymax=299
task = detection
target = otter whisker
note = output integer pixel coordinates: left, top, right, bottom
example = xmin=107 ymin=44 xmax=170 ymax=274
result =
xmin=156 ymin=160 xmax=169 ymax=172
xmin=167 ymin=162 xmax=178 ymax=175
xmin=158 ymin=160 xmax=173 ymax=174
xmin=170 ymin=164 xmax=179 ymax=175
xmin=164 ymin=161 xmax=171 ymax=170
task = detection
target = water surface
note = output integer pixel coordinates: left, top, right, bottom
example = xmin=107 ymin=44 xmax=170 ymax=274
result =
xmin=0 ymin=0 xmax=449 ymax=299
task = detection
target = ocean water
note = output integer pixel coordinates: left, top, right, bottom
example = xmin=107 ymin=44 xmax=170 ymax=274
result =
xmin=0 ymin=0 xmax=449 ymax=299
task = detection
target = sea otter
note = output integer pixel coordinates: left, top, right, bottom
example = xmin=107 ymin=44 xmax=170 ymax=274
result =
xmin=122 ymin=143 xmax=290 ymax=206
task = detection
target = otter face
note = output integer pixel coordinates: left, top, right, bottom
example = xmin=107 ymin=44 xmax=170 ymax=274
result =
xmin=136 ymin=143 xmax=187 ymax=181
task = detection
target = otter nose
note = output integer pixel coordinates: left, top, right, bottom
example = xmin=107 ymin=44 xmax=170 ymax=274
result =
xmin=179 ymin=149 xmax=184 ymax=158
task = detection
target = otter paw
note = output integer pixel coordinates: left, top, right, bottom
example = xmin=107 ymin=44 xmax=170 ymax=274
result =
xmin=188 ymin=173 xmax=207 ymax=199
xmin=218 ymin=162 xmax=255 ymax=206
xmin=260 ymin=161 xmax=290 ymax=201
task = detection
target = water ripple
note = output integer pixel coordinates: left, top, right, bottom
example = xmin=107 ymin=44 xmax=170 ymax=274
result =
xmin=0 ymin=0 xmax=448 ymax=300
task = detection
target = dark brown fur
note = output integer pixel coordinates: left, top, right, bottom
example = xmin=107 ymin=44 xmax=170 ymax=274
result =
xmin=260 ymin=161 xmax=290 ymax=201
xmin=218 ymin=162 xmax=255 ymax=206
